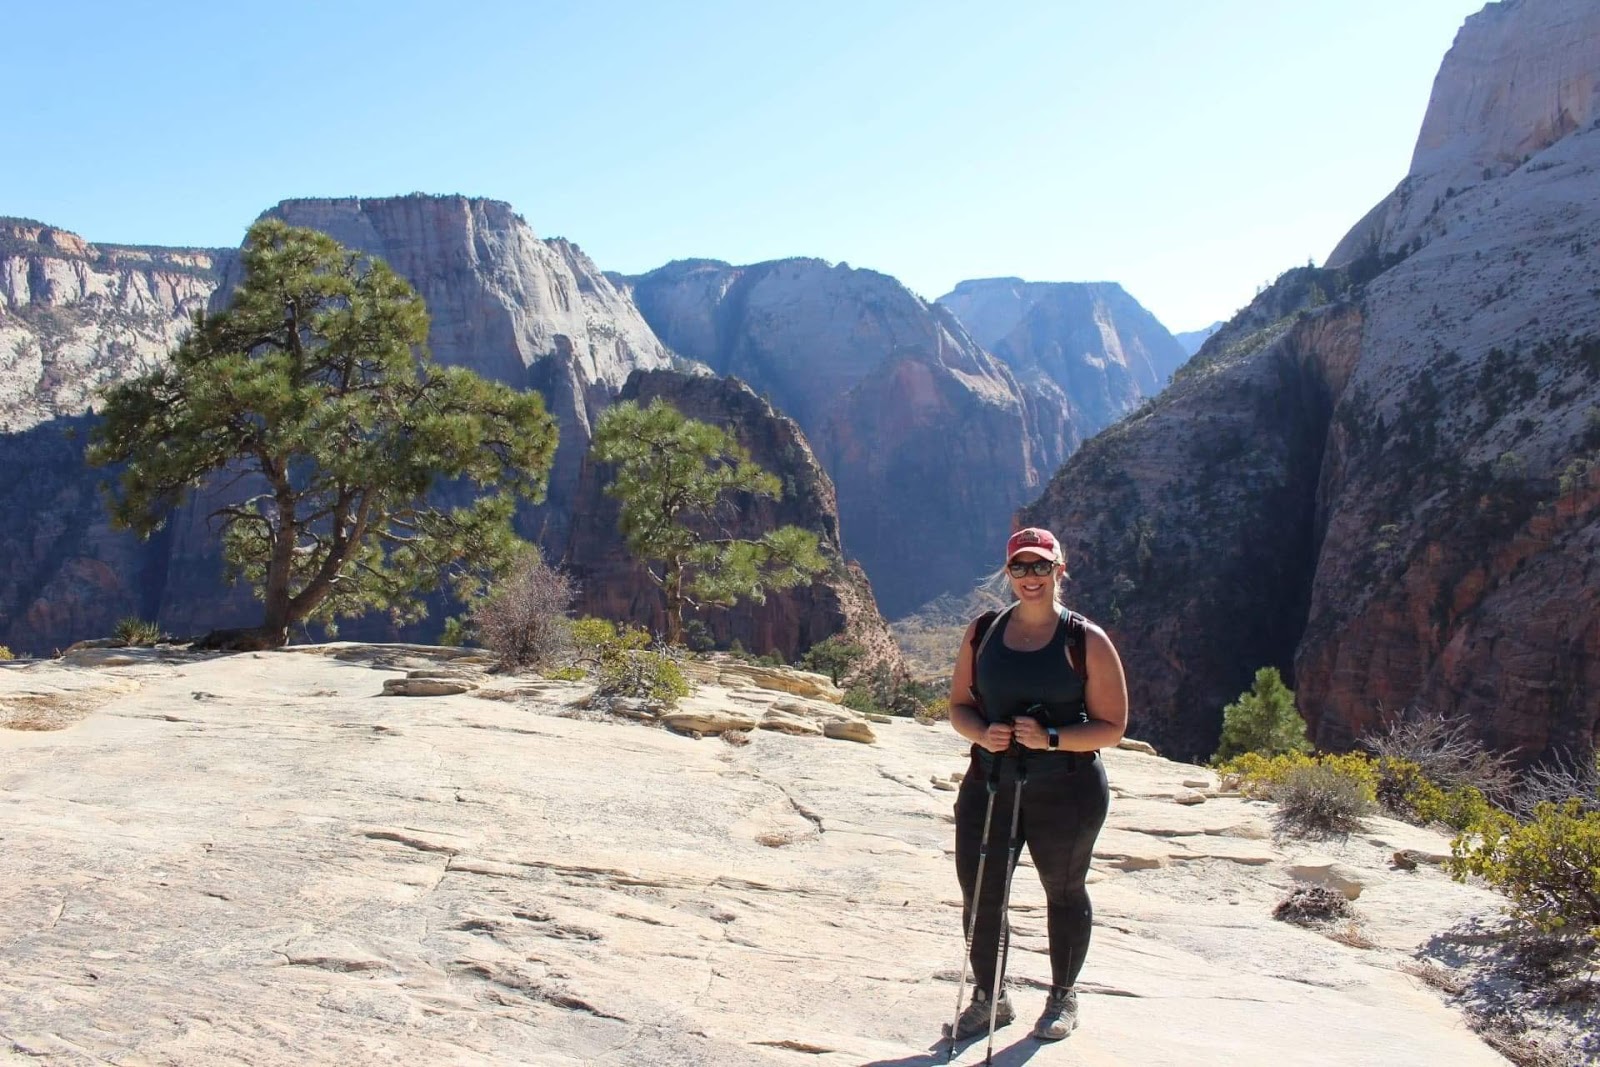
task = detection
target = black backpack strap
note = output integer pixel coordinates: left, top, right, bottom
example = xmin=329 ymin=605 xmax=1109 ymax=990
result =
xmin=969 ymin=605 xmax=1012 ymax=667
xmin=1063 ymin=610 xmax=1089 ymax=683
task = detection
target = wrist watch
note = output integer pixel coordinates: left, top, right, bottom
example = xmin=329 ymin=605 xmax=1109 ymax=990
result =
xmin=1046 ymin=726 xmax=1060 ymax=750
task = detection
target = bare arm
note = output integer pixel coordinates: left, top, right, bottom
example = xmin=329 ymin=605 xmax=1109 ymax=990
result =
xmin=948 ymin=618 xmax=1013 ymax=753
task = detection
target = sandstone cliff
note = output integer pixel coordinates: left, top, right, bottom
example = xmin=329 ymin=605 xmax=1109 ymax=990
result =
xmin=938 ymin=278 xmax=1190 ymax=456
xmin=0 ymin=218 xmax=225 ymax=431
xmin=622 ymin=258 xmax=1044 ymax=616
xmin=1024 ymin=0 xmax=1600 ymax=762
xmin=563 ymin=368 xmax=903 ymax=675
xmin=0 ymin=224 xmax=227 ymax=653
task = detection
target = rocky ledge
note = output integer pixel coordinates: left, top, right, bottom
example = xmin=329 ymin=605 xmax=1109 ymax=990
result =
xmin=0 ymin=646 xmax=1546 ymax=1064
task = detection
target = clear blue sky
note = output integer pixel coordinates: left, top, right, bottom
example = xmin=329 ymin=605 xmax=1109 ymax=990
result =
xmin=6 ymin=0 xmax=1486 ymax=332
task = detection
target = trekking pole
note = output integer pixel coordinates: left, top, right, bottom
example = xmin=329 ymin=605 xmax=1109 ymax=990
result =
xmin=983 ymin=737 xmax=1030 ymax=1067
xmin=945 ymin=744 xmax=1004 ymax=1062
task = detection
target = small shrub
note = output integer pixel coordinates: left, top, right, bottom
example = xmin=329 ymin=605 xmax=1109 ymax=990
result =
xmin=1218 ymin=751 xmax=1375 ymax=797
xmin=570 ymin=618 xmax=691 ymax=709
xmin=1327 ymin=921 xmax=1377 ymax=949
xmin=1514 ymin=750 xmax=1600 ymax=817
xmin=1450 ymin=800 xmax=1600 ymax=942
xmin=800 ymin=634 xmax=867 ymax=685
xmin=1379 ymin=757 xmax=1493 ymax=831
xmin=1274 ymin=884 xmax=1353 ymax=925
xmin=1213 ymin=667 xmax=1311 ymax=761
xmin=0 ymin=645 xmax=12 ymax=661
xmin=1274 ymin=761 xmax=1376 ymax=836
xmin=1401 ymin=958 xmax=1467 ymax=996
xmin=842 ymin=686 xmax=880 ymax=715
xmin=470 ymin=553 xmax=574 ymax=671
xmin=680 ymin=619 xmax=716 ymax=653
xmin=115 ymin=617 xmax=163 ymax=646
xmin=1364 ymin=713 xmax=1516 ymax=806
xmin=914 ymin=697 xmax=950 ymax=725
xmin=543 ymin=666 xmax=586 ymax=682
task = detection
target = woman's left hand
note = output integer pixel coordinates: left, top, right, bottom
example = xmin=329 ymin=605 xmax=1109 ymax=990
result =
xmin=1012 ymin=715 xmax=1050 ymax=750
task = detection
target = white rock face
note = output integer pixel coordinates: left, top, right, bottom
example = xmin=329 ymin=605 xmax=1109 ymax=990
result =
xmin=1329 ymin=0 xmax=1600 ymax=265
xmin=247 ymin=197 xmax=673 ymax=392
xmin=0 ymin=647 xmax=1519 ymax=1065
xmin=0 ymin=221 xmax=224 ymax=431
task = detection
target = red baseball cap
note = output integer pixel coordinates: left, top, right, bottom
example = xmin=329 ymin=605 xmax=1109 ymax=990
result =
xmin=1005 ymin=527 xmax=1062 ymax=564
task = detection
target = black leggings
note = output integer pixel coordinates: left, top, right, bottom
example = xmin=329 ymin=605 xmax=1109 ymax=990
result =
xmin=954 ymin=749 xmax=1109 ymax=993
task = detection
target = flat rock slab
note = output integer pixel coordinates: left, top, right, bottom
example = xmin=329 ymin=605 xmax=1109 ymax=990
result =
xmin=0 ymin=646 xmax=1511 ymax=1066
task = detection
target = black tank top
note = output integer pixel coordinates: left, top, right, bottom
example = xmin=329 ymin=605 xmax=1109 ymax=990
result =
xmin=973 ymin=608 xmax=1089 ymax=728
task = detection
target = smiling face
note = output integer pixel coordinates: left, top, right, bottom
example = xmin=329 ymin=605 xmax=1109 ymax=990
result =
xmin=1007 ymin=551 xmax=1062 ymax=605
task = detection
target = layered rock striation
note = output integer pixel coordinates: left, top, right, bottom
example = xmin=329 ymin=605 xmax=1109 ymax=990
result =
xmin=1024 ymin=0 xmax=1600 ymax=761
xmin=622 ymin=258 xmax=1045 ymax=616
xmin=0 ymin=218 xmax=226 ymax=431
xmin=563 ymin=369 xmax=903 ymax=675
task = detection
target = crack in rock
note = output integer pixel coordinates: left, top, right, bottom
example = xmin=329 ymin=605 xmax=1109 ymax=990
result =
xmin=361 ymin=830 xmax=460 ymax=855
xmin=751 ymin=1039 xmax=835 ymax=1054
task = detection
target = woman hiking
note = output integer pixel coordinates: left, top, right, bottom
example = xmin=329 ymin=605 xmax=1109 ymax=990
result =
xmin=945 ymin=526 xmax=1129 ymax=1044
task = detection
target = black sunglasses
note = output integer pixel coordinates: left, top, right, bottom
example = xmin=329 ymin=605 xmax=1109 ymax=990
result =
xmin=1007 ymin=559 xmax=1056 ymax=578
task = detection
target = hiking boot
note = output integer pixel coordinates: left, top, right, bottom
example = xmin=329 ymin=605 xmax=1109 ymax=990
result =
xmin=1033 ymin=986 xmax=1079 ymax=1040
xmin=946 ymin=987 xmax=1015 ymax=1041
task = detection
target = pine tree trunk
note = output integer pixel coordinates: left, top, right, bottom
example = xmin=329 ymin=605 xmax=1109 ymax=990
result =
xmin=664 ymin=558 xmax=683 ymax=647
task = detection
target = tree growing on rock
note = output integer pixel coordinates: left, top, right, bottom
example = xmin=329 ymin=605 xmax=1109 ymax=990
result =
xmin=589 ymin=398 xmax=828 ymax=646
xmin=88 ymin=220 xmax=557 ymax=650
xmin=1213 ymin=666 xmax=1312 ymax=761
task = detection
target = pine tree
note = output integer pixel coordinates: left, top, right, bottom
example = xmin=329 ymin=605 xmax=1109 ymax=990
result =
xmin=1213 ymin=666 xmax=1312 ymax=761
xmin=88 ymin=220 xmax=557 ymax=648
xmin=589 ymin=398 xmax=828 ymax=645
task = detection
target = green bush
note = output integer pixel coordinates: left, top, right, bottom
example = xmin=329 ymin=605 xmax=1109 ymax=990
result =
xmin=115 ymin=617 xmax=163 ymax=646
xmin=1450 ymin=800 xmax=1600 ymax=942
xmin=800 ymin=634 xmax=867 ymax=685
xmin=0 ymin=645 xmax=12 ymax=660
xmin=1217 ymin=751 xmax=1376 ymax=798
xmin=1376 ymin=756 xmax=1493 ymax=831
xmin=570 ymin=618 xmax=691 ymax=708
xmin=1213 ymin=667 xmax=1311 ymax=761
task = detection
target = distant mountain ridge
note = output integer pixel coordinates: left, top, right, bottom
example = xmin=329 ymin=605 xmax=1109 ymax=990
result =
xmin=938 ymin=276 xmax=1190 ymax=446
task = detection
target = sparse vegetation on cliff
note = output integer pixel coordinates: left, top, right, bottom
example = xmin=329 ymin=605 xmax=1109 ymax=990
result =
xmin=590 ymin=397 xmax=828 ymax=646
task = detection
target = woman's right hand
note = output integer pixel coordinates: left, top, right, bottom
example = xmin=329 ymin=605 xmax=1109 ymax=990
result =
xmin=978 ymin=721 xmax=1014 ymax=753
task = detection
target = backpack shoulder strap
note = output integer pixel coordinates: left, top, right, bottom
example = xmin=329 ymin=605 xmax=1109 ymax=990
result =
xmin=970 ymin=604 xmax=1017 ymax=666
xmin=1062 ymin=610 xmax=1089 ymax=683
xmin=970 ymin=608 xmax=1000 ymax=661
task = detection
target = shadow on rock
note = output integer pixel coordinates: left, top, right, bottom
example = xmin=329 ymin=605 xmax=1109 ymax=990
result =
xmin=862 ymin=1034 xmax=1044 ymax=1067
